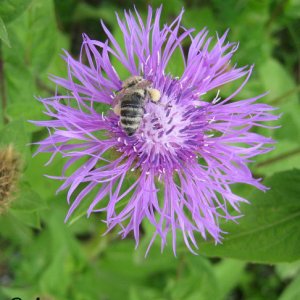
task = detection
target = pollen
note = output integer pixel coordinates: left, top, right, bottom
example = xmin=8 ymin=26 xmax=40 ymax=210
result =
xmin=148 ymin=88 xmax=161 ymax=102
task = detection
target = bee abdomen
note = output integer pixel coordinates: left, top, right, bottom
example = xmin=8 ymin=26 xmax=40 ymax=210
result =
xmin=119 ymin=90 xmax=146 ymax=136
xmin=120 ymin=116 xmax=142 ymax=136
xmin=121 ymin=91 xmax=145 ymax=107
xmin=120 ymin=117 xmax=138 ymax=125
xmin=120 ymin=106 xmax=144 ymax=117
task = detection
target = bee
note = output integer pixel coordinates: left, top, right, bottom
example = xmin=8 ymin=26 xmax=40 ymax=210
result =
xmin=113 ymin=76 xmax=161 ymax=136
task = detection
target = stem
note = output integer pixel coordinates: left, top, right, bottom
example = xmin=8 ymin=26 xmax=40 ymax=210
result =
xmin=269 ymin=85 xmax=300 ymax=105
xmin=256 ymin=147 xmax=300 ymax=168
xmin=176 ymin=254 xmax=185 ymax=279
xmin=265 ymin=0 xmax=289 ymax=30
xmin=287 ymin=24 xmax=300 ymax=83
xmin=0 ymin=45 xmax=8 ymax=124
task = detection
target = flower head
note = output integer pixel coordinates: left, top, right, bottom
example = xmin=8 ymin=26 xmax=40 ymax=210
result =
xmin=33 ymin=7 xmax=278 ymax=254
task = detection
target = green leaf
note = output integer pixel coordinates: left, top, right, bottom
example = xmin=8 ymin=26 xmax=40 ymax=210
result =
xmin=228 ymin=2 xmax=272 ymax=66
xmin=165 ymin=256 xmax=220 ymax=300
xmin=253 ymin=58 xmax=300 ymax=176
xmin=259 ymin=58 xmax=298 ymax=102
xmin=129 ymin=286 xmax=165 ymax=300
xmin=74 ymin=240 xmax=177 ymax=300
xmin=0 ymin=16 xmax=10 ymax=47
xmin=254 ymin=141 xmax=300 ymax=176
xmin=0 ymin=118 xmax=31 ymax=161
xmin=214 ymin=259 xmax=246 ymax=299
xmin=10 ymin=182 xmax=48 ymax=213
xmin=285 ymin=0 xmax=300 ymax=19
xmin=200 ymin=169 xmax=300 ymax=263
xmin=39 ymin=248 xmax=72 ymax=297
xmin=9 ymin=181 xmax=48 ymax=228
xmin=150 ymin=0 xmax=184 ymax=17
xmin=0 ymin=0 xmax=33 ymax=23
xmin=0 ymin=212 xmax=33 ymax=245
xmin=73 ymin=2 xmax=119 ymax=23
xmin=165 ymin=47 xmax=185 ymax=78
xmin=276 ymin=260 xmax=300 ymax=280
xmin=24 ymin=151 xmax=68 ymax=201
xmin=183 ymin=7 xmax=217 ymax=32
xmin=1 ymin=286 xmax=38 ymax=300
xmin=2 ymin=0 xmax=58 ymax=129
xmin=4 ymin=0 xmax=57 ymax=74
xmin=279 ymin=274 xmax=300 ymax=300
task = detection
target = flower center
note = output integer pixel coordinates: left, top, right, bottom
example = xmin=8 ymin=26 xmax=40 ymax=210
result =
xmin=131 ymin=93 xmax=207 ymax=173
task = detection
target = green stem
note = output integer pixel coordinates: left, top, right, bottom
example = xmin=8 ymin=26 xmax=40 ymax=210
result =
xmin=265 ymin=0 xmax=289 ymax=30
xmin=287 ymin=24 xmax=300 ymax=83
xmin=256 ymin=147 xmax=300 ymax=168
xmin=176 ymin=254 xmax=186 ymax=279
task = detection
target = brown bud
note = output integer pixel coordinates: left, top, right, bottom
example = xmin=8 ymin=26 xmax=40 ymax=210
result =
xmin=0 ymin=145 xmax=20 ymax=214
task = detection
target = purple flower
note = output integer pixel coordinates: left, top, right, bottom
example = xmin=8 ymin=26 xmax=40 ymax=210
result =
xmin=33 ymin=7 xmax=278 ymax=254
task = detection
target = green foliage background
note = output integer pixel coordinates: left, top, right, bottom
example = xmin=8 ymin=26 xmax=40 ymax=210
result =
xmin=1 ymin=0 xmax=300 ymax=299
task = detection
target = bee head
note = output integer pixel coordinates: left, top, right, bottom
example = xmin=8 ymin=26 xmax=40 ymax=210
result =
xmin=122 ymin=76 xmax=152 ymax=89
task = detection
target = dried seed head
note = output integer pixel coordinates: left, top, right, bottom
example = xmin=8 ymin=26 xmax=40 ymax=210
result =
xmin=0 ymin=145 xmax=20 ymax=214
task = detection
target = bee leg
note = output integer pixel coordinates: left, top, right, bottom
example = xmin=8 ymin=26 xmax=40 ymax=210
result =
xmin=147 ymin=88 xmax=161 ymax=103
xmin=113 ymin=102 xmax=121 ymax=116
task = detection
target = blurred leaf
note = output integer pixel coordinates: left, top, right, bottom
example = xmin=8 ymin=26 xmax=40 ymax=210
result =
xmin=214 ymin=259 xmax=246 ymax=299
xmin=279 ymin=274 xmax=300 ymax=300
xmin=0 ymin=212 xmax=33 ymax=244
xmin=276 ymin=260 xmax=300 ymax=280
xmin=9 ymin=182 xmax=47 ymax=228
xmin=129 ymin=286 xmax=165 ymax=300
xmin=73 ymin=2 xmax=119 ymax=23
xmin=285 ymin=0 xmax=300 ymax=18
xmin=165 ymin=47 xmax=185 ymax=78
xmin=254 ymin=58 xmax=300 ymax=175
xmin=0 ymin=0 xmax=32 ymax=23
xmin=46 ymin=207 xmax=87 ymax=270
xmin=3 ymin=0 xmax=58 ymax=129
xmin=0 ymin=16 xmax=10 ymax=47
xmin=274 ymin=102 xmax=300 ymax=142
xmin=165 ymin=255 xmax=219 ymax=300
xmin=229 ymin=1 xmax=272 ymax=66
xmin=54 ymin=0 xmax=78 ymax=26
xmin=5 ymin=0 xmax=57 ymax=73
xmin=200 ymin=169 xmax=300 ymax=263
xmin=10 ymin=182 xmax=47 ymax=213
xmin=255 ymin=141 xmax=300 ymax=176
xmin=39 ymin=248 xmax=72 ymax=297
xmin=0 ymin=118 xmax=30 ymax=160
xmin=41 ymin=30 xmax=70 ymax=79
xmin=25 ymin=151 xmax=68 ymax=200
xmin=7 ymin=207 xmax=86 ymax=299
xmin=150 ymin=0 xmax=184 ymax=17
xmin=186 ymin=255 xmax=220 ymax=300
xmin=73 ymin=240 xmax=177 ymax=300
xmin=259 ymin=58 xmax=299 ymax=102
xmin=183 ymin=7 xmax=217 ymax=32
xmin=1 ymin=286 xmax=38 ymax=300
